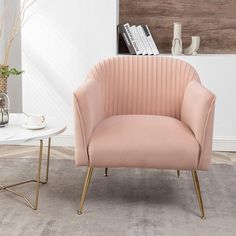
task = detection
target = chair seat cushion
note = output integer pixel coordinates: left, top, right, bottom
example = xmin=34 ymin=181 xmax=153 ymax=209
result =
xmin=88 ymin=115 xmax=199 ymax=169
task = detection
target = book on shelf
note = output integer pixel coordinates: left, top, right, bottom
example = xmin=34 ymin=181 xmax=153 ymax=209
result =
xmin=136 ymin=25 xmax=153 ymax=55
xmin=118 ymin=23 xmax=159 ymax=56
xmin=124 ymin=23 xmax=142 ymax=55
xmin=130 ymin=25 xmax=147 ymax=55
xmin=118 ymin=23 xmax=141 ymax=55
xmin=142 ymin=25 xmax=159 ymax=55
xmin=118 ymin=24 xmax=136 ymax=55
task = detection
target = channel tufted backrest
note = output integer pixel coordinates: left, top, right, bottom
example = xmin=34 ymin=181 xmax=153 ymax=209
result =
xmin=87 ymin=56 xmax=200 ymax=119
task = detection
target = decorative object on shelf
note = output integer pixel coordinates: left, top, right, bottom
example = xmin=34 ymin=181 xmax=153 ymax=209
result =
xmin=171 ymin=22 xmax=183 ymax=55
xmin=184 ymin=36 xmax=200 ymax=55
xmin=118 ymin=23 xmax=159 ymax=55
xmin=0 ymin=93 xmax=10 ymax=127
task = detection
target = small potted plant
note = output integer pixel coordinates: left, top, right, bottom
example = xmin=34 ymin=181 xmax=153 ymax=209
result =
xmin=0 ymin=65 xmax=23 ymax=93
xmin=0 ymin=65 xmax=23 ymax=126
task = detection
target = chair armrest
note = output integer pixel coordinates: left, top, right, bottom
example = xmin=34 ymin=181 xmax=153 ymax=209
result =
xmin=73 ymin=78 xmax=105 ymax=166
xmin=181 ymin=80 xmax=216 ymax=170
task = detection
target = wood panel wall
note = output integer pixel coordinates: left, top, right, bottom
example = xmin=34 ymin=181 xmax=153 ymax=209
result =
xmin=119 ymin=0 xmax=236 ymax=54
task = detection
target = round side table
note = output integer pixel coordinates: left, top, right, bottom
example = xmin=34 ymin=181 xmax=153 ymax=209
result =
xmin=0 ymin=113 xmax=66 ymax=210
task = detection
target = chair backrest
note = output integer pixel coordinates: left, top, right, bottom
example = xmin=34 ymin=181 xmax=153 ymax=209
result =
xmin=87 ymin=56 xmax=200 ymax=119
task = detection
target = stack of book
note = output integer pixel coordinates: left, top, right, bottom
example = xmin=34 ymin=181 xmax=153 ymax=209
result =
xmin=118 ymin=23 xmax=159 ymax=55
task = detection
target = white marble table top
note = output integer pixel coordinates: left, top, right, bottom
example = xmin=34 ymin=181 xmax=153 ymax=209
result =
xmin=0 ymin=113 xmax=66 ymax=144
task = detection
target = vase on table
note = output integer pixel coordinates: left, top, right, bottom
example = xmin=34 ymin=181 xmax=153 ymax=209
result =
xmin=0 ymin=65 xmax=10 ymax=127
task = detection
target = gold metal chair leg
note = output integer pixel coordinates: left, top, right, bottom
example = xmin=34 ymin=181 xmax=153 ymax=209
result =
xmin=104 ymin=168 xmax=108 ymax=177
xmin=191 ymin=170 xmax=206 ymax=219
xmin=77 ymin=167 xmax=94 ymax=215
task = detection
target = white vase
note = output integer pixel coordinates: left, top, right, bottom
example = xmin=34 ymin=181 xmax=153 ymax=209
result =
xmin=184 ymin=36 xmax=200 ymax=55
xmin=171 ymin=22 xmax=183 ymax=55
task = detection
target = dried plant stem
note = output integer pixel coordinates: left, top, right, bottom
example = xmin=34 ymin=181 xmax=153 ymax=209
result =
xmin=0 ymin=2 xmax=6 ymax=45
xmin=1 ymin=0 xmax=36 ymax=65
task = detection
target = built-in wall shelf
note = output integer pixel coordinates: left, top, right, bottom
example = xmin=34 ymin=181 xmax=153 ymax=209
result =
xmin=117 ymin=53 xmax=236 ymax=57
xmin=119 ymin=0 xmax=236 ymax=54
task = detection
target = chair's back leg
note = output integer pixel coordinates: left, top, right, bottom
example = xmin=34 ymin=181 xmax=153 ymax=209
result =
xmin=177 ymin=170 xmax=180 ymax=178
xmin=104 ymin=168 xmax=108 ymax=177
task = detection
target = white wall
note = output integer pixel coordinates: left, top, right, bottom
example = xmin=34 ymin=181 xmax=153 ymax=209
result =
xmin=21 ymin=1 xmax=236 ymax=150
xmin=21 ymin=0 xmax=118 ymax=140
xmin=174 ymin=55 xmax=236 ymax=151
xmin=0 ymin=0 xmax=5 ymax=63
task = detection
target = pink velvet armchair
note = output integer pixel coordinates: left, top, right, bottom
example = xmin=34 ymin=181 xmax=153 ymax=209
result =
xmin=73 ymin=56 xmax=216 ymax=218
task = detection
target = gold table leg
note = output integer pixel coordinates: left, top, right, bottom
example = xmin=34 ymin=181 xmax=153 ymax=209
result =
xmin=0 ymin=138 xmax=52 ymax=210
xmin=45 ymin=137 xmax=51 ymax=184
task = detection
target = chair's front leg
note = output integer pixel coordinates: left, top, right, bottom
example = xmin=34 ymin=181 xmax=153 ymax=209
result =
xmin=191 ymin=170 xmax=206 ymax=219
xmin=77 ymin=167 xmax=94 ymax=215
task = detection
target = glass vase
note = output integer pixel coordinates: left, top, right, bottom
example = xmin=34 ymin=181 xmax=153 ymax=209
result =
xmin=0 ymin=93 xmax=10 ymax=127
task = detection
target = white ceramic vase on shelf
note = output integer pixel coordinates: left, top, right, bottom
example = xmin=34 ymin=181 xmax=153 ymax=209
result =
xmin=184 ymin=36 xmax=200 ymax=55
xmin=171 ymin=22 xmax=183 ymax=55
